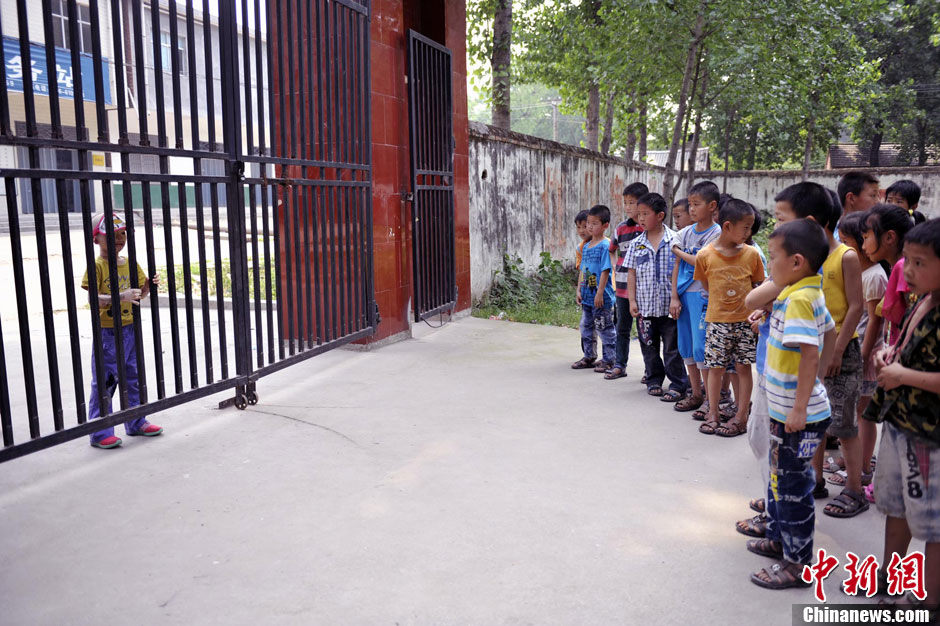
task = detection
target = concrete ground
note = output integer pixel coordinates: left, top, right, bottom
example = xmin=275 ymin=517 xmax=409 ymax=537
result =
xmin=0 ymin=317 xmax=896 ymax=625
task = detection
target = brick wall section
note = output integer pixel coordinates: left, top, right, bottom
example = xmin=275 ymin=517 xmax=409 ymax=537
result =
xmin=367 ymin=0 xmax=471 ymax=342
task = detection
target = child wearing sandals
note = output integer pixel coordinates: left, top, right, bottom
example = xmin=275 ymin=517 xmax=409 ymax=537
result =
xmin=572 ymin=210 xmax=598 ymax=369
xmin=602 ymin=182 xmax=649 ymax=380
xmin=749 ymin=219 xmax=836 ymax=591
xmin=627 ymin=193 xmax=689 ymax=400
xmin=572 ymin=205 xmax=616 ymax=371
xmin=807 ymin=195 xmax=868 ymax=520
xmin=830 ymin=211 xmax=887 ymax=497
xmin=736 ymin=183 xmax=835 ymax=536
xmin=863 ymin=218 xmax=940 ymax=615
xmin=670 ymin=181 xmax=721 ymax=413
xmin=693 ymin=198 xmax=764 ymax=437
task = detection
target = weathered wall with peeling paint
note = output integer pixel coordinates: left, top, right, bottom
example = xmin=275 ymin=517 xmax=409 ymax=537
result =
xmin=469 ymin=121 xmax=940 ymax=301
xmin=469 ymin=122 xmax=662 ymax=300
xmin=719 ymin=168 xmax=939 ymax=217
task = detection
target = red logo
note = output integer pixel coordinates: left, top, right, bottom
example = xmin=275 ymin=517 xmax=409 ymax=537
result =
xmin=802 ymin=548 xmax=840 ymax=602
xmin=842 ymin=552 xmax=879 ymax=598
xmin=885 ymin=552 xmax=927 ymax=601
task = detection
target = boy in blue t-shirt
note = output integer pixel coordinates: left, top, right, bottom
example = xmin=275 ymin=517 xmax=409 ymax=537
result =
xmin=669 ymin=181 xmax=721 ymax=411
xmin=572 ymin=204 xmax=616 ymax=371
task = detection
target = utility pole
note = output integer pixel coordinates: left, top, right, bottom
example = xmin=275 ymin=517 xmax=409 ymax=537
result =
xmin=551 ymin=101 xmax=559 ymax=142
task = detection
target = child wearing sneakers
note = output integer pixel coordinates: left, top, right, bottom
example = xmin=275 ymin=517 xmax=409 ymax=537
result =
xmin=604 ymin=182 xmax=648 ymax=380
xmin=694 ymin=198 xmax=764 ymax=437
xmin=627 ymin=193 xmax=689 ymax=399
xmin=81 ymin=212 xmax=162 ymax=449
xmin=812 ymin=197 xmax=867 ymax=519
xmin=572 ymin=210 xmax=597 ymax=369
xmin=572 ymin=205 xmax=616 ymax=372
xmin=864 ymin=218 xmax=940 ymax=615
xmin=670 ymin=181 xmax=721 ymax=412
xmin=748 ymin=219 xmax=836 ymax=591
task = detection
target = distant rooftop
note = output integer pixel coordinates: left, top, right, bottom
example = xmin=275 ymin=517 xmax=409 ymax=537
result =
xmin=826 ymin=143 xmax=940 ymax=169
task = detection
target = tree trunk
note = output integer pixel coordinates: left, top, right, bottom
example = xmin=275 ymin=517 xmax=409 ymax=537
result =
xmin=917 ymin=119 xmax=928 ymax=166
xmin=722 ymin=107 xmax=736 ymax=193
xmin=685 ymin=56 xmax=709 ymax=193
xmin=490 ymin=0 xmax=512 ymax=130
xmin=746 ymin=123 xmax=758 ymax=170
xmin=624 ymin=100 xmax=637 ymax=162
xmin=662 ymin=5 xmax=705 ymax=207
xmin=802 ymin=113 xmax=816 ymax=181
xmin=600 ymin=90 xmax=617 ymax=155
xmin=638 ymin=104 xmax=647 ymax=160
xmin=674 ymin=48 xmax=703 ymax=199
xmin=585 ymin=82 xmax=600 ymax=152
xmin=869 ymin=124 xmax=883 ymax=167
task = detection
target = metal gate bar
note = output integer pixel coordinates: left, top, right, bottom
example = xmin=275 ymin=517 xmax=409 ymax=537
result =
xmin=407 ymin=30 xmax=456 ymax=322
xmin=0 ymin=0 xmax=375 ymax=463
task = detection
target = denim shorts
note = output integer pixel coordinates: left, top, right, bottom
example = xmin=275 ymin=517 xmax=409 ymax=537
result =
xmin=874 ymin=422 xmax=940 ymax=542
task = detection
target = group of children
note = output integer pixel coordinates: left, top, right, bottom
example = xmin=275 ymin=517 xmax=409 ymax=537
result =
xmin=572 ymin=174 xmax=939 ymax=610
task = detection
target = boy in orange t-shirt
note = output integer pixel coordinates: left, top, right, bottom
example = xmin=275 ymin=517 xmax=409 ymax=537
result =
xmin=694 ymin=198 xmax=765 ymax=437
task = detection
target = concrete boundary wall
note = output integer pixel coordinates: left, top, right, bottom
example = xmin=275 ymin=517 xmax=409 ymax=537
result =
xmin=469 ymin=120 xmax=940 ymax=300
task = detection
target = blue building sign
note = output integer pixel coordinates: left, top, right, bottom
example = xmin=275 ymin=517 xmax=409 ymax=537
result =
xmin=3 ymin=38 xmax=111 ymax=105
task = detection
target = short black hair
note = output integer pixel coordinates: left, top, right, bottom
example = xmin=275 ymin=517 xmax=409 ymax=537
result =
xmin=905 ymin=218 xmax=940 ymax=259
xmin=836 ymin=210 xmax=866 ymax=247
xmin=717 ymin=197 xmax=753 ymax=227
xmin=769 ymin=219 xmax=829 ymax=274
xmin=637 ymin=192 xmax=667 ymax=216
xmin=574 ymin=210 xmax=589 ymax=225
xmin=823 ymin=188 xmax=842 ymax=231
xmin=749 ymin=203 xmax=763 ymax=237
xmin=774 ymin=182 xmax=833 ymax=227
xmin=864 ymin=203 xmax=918 ymax=247
xmin=885 ymin=179 xmax=922 ymax=208
xmin=588 ymin=204 xmax=611 ymax=225
xmin=623 ymin=182 xmax=649 ymax=199
xmin=673 ymin=198 xmax=689 ymax=212
xmin=837 ymin=170 xmax=879 ymax=206
xmin=688 ymin=180 xmax=720 ymax=206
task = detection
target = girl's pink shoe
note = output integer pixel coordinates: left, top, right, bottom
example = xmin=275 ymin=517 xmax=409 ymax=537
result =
xmin=864 ymin=483 xmax=875 ymax=503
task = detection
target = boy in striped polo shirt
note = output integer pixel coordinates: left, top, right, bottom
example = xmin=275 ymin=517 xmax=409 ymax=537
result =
xmin=604 ymin=182 xmax=648 ymax=380
xmin=749 ymin=219 xmax=837 ymax=591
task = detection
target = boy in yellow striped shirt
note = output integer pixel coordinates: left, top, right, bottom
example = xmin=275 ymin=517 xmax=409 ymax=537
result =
xmin=749 ymin=219 xmax=836 ymax=590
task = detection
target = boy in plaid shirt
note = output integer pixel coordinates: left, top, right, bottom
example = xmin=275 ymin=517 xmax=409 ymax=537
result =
xmin=627 ymin=193 xmax=689 ymax=399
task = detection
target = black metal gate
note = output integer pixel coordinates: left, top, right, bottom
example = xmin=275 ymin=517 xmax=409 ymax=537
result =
xmin=0 ymin=0 xmax=374 ymax=463
xmin=406 ymin=30 xmax=456 ymax=322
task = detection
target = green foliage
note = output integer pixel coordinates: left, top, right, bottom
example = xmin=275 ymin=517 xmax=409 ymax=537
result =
xmin=467 ymin=0 xmax=915 ymax=171
xmin=155 ymin=260 xmax=275 ymax=301
xmin=473 ymin=252 xmax=582 ymax=327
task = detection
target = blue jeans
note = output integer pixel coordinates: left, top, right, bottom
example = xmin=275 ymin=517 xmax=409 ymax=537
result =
xmin=637 ymin=315 xmax=688 ymax=393
xmin=581 ymin=303 xmax=616 ymax=365
xmin=579 ymin=306 xmax=597 ymax=361
xmin=765 ymin=418 xmax=830 ymax=565
xmin=88 ymin=325 xmax=148 ymax=443
xmin=614 ymin=296 xmax=634 ymax=370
